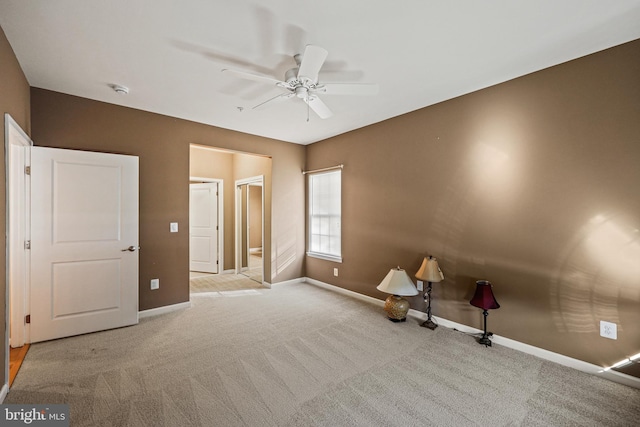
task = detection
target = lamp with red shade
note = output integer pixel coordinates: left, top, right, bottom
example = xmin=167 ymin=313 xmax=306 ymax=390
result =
xmin=469 ymin=280 xmax=500 ymax=347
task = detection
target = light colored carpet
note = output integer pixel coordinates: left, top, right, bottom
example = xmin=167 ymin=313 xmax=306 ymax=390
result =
xmin=6 ymin=282 xmax=640 ymax=426
xmin=190 ymin=273 xmax=265 ymax=293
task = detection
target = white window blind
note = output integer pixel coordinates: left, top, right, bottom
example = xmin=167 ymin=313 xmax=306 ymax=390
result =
xmin=307 ymin=169 xmax=342 ymax=262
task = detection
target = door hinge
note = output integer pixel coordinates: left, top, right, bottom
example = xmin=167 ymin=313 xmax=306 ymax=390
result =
xmin=216 ymin=226 xmax=219 ymax=231
xmin=24 ymin=240 xmax=31 ymax=250
xmin=216 ymin=260 xmax=219 ymax=265
xmin=25 ymin=166 xmax=31 ymax=175
xmin=25 ymin=314 xmax=30 ymax=324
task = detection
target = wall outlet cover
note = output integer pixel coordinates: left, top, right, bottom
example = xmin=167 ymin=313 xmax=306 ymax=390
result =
xmin=600 ymin=320 xmax=617 ymax=340
xmin=417 ymin=280 xmax=424 ymax=291
xmin=170 ymin=222 xmax=178 ymax=232
xmin=150 ymin=279 xmax=160 ymax=290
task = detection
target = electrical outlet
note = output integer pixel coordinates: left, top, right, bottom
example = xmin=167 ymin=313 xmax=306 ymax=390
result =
xmin=150 ymin=278 xmax=159 ymax=290
xmin=170 ymin=222 xmax=178 ymax=232
xmin=417 ymin=280 xmax=424 ymax=291
xmin=333 ymin=268 xmax=338 ymax=277
xmin=600 ymin=320 xmax=617 ymax=340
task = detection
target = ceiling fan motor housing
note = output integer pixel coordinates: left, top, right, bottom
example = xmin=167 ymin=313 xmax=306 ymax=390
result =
xmin=285 ymin=68 xmax=298 ymax=84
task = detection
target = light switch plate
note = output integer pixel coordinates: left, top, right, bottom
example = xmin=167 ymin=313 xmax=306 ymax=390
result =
xmin=150 ymin=279 xmax=159 ymax=290
xmin=417 ymin=280 xmax=423 ymax=291
xmin=170 ymin=222 xmax=178 ymax=232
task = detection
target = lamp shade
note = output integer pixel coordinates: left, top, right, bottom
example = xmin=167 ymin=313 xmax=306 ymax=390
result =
xmin=377 ymin=267 xmax=418 ymax=297
xmin=469 ymin=280 xmax=500 ymax=310
xmin=415 ymin=256 xmax=444 ymax=282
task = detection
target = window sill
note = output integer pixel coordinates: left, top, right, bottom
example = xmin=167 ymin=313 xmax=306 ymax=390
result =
xmin=307 ymin=252 xmax=342 ymax=263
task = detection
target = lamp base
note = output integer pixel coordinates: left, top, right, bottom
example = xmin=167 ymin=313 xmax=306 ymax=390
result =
xmin=383 ymin=295 xmax=410 ymax=322
xmin=477 ymin=333 xmax=493 ymax=347
xmin=420 ymin=319 xmax=437 ymax=330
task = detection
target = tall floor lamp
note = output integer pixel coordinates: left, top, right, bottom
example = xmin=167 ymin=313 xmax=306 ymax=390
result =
xmin=415 ymin=256 xmax=444 ymax=330
xmin=469 ymin=280 xmax=500 ymax=346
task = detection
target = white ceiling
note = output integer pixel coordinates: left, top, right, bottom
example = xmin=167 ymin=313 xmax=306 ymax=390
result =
xmin=2 ymin=1 xmax=640 ymax=145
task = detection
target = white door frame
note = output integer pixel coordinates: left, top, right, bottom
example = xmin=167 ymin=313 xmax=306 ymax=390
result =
xmin=189 ymin=176 xmax=224 ymax=273
xmin=5 ymin=116 xmax=32 ymax=344
xmin=4 ymin=114 xmax=32 ymax=396
xmin=235 ymin=175 xmax=264 ymax=281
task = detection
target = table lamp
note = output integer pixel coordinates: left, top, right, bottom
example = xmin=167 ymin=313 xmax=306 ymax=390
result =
xmin=377 ymin=267 xmax=418 ymax=322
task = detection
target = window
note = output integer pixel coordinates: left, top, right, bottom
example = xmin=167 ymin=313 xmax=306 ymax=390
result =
xmin=307 ymin=169 xmax=342 ymax=262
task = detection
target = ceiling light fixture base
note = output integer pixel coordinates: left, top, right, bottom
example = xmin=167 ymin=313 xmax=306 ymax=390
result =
xmin=110 ymin=84 xmax=129 ymax=95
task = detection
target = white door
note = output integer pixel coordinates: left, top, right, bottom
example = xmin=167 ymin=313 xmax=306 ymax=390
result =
xmin=30 ymin=147 xmax=139 ymax=343
xmin=190 ymin=182 xmax=219 ymax=273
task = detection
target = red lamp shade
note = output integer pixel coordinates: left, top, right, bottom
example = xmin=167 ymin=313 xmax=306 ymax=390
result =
xmin=469 ymin=280 xmax=500 ymax=310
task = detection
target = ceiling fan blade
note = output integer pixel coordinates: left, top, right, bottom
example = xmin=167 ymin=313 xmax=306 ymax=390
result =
xmin=221 ymin=68 xmax=287 ymax=87
xmin=253 ymin=92 xmax=295 ymax=110
xmin=316 ymin=83 xmax=379 ymax=96
xmin=304 ymin=95 xmax=333 ymax=119
xmin=297 ymin=45 xmax=328 ymax=83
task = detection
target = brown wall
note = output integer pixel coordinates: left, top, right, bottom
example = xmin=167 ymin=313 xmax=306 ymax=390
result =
xmin=0 ymin=25 xmax=31 ymax=389
xmin=30 ymin=88 xmax=306 ymax=310
xmin=306 ymin=39 xmax=640 ymax=368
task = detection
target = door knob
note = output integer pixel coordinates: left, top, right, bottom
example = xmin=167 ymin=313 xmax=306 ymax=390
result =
xmin=122 ymin=246 xmax=139 ymax=252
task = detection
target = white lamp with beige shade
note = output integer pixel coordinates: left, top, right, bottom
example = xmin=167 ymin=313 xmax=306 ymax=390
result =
xmin=376 ymin=267 xmax=418 ymax=322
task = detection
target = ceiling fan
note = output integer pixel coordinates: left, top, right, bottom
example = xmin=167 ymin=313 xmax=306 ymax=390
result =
xmin=221 ymin=45 xmax=378 ymax=119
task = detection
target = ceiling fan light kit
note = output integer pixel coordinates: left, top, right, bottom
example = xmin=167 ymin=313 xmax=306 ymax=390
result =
xmin=222 ymin=45 xmax=378 ymax=120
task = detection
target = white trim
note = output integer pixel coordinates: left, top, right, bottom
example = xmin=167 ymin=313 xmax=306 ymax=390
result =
xmin=270 ymin=277 xmax=306 ymax=287
xmin=303 ymin=278 xmax=640 ymax=390
xmin=0 ymin=383 xmax=8 ymax=403
xmin=5 ymin=114 xmax=33 ymax=394
xmin=306 ymin=169 xmax=342 ymax=262
xmin=306 ymin=252 xmax=343 ymax=263
xmin=235 ymin=176 xmax=264 ymax=281
xmin=189 ymin=178 xmax=224 ymax=273
xmin=139 ymin=301 xmax=191 ymax=319
xmin=189 ymin=178 xmax=224 ymax=271
xmin=189 ymin=176 xmax=218 ymax=183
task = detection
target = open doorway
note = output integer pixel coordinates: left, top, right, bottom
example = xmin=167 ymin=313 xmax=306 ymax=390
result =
xmin=189 ymin=144 xmax=271 ymax=294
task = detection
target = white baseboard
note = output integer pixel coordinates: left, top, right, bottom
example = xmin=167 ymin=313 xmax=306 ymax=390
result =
xmin=271 ymin=277 xmax=306 ymax=287
xmin=303 ymin=278 xmax=640 ymax=390
xmin=139 ymin=301 xmax=191 ymax=319
xmin=0 ymin=383 xmax=8 ymax=403
xmin=305 ymin=278 xmax=384 ymax=304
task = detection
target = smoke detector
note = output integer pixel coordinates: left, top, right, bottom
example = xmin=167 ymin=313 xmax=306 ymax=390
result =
xmin=110 ymin=84 xmax=129 ymax=95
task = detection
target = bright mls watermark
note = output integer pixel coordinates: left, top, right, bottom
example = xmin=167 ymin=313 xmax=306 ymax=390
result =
xmin=1 ymin=405 xmax=69 ymax=426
